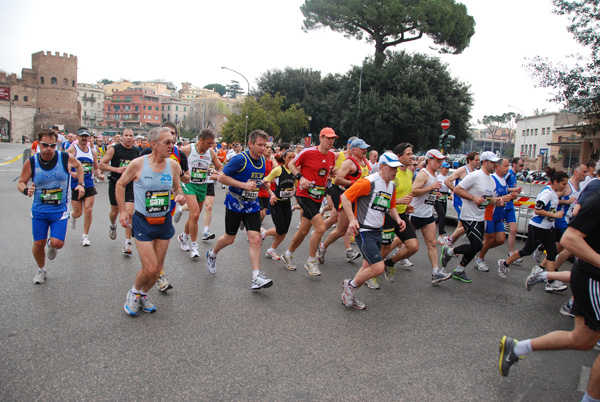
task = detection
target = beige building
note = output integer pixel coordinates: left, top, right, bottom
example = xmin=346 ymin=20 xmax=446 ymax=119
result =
xmin=78 ymin=83 xmax=104 ymax=128
xmin=161 ymin=97 xmax=190 ymax=127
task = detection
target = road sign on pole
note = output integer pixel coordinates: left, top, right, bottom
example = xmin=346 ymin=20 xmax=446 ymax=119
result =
xmin=441 ymin=119 xmax=450 ymax=130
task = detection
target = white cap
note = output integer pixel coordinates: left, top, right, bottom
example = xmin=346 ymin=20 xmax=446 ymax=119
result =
xmin=480 ymin=151 xmax=501 ymax=162
xmin=378 ymin=152 xmax=402 ymax=168
xmin=426 ymin=149 xmax=445 ymax=160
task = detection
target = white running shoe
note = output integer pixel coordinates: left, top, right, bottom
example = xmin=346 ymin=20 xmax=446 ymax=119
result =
xmin=346 ymin=249 xmax=361 ymax=262
xmin=498 ymin=259 xmax=510 ymax=279
xmin=190 ymin=243 xmax=200 ymax=258
xmin=474 ymin=258 xmax=489 ymax=272
xmin=206 ymin=250 xmax=217 ymax=274
xmin=545 ymin=280 xmax=568 ymax=292
xmin=316 ymin=243 xmax=327 ymax=264
xmin=443 ymin=236 xmax=454 ymax=247
xmin=533 ymin=247 xmax=544 ymax=264
xmin=281 ymin=253 xmax=297 ymax=271
xmin=69 ymin=214 xmax=77 ymax=230
xmin=251 ymin=272 xmax=273 ymax=290
xmin=436 ymin=236 xmax=445 ymax=245
xmin=82 ymin=235 xmax=91 ymax=247
xmin=399 ymin=258 xmax=414 ymax=267
xmin=46 ymin=239 xmax=57 ymax=261
xmin=178 ymin=233 xmax=190 ymax=251
xmin=33 ymin=270 xmax=46 ymax=284
xmin=173 ymin=206 xmax=183 ymax=223
xmin=123 ymin=242 xmax=133 ymax=255
xmin=366 ymin=277 xmax=380 ymax=289
xmin=124 ymin=290 xmax=141 ymax=316
xmin=305 ymin=259 xmax=321 ymax=276
xmin=265 ymin=249 xmax=281 ymax=260
xmin=109 ymin=224 xmax=117 ymax=240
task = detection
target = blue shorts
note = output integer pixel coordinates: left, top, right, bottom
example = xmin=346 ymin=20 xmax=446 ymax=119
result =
xmin=355 ymin=230 xmax=383 ymax=265
xmin=454 ymin=205 xmax=462 ymax=219
xmin=503 ymin=208 xmax=516 ymax=224
xmin=485 ymin=220 xmax=506 ymax=234
xmin=32 ymin=210 xmax=69 ymax=242
xmin=132 ymin=212 xmax=175 ymax=242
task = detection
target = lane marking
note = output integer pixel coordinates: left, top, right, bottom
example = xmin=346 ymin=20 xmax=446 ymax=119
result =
xmin=0 ymin=154 xmax=23 ymax=165
xmin=578 ymin=365 xmax=590 ymax=392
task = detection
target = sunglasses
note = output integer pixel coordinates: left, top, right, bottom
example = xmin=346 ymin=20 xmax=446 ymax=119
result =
xmin=518 ymin=164 xmax=525 ymax=167
xmin=40 ymin=142 xmax=57 ymax=148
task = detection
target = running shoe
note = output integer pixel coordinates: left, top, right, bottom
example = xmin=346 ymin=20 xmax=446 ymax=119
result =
xmin=432 ymin=269 xmax=452 ymax=284
xmin=109 ymin=224 xmax=117 ymax=240
xmin=239 ymin=220 xmax=245 ymax=231
xmin=123 ymin=242 xmax=133 ymax=255
xmin=383 ymin=261 xmax=396 ymax=283
xmin=474 ymin=258 xmax=489 ymax=272
xmin=190 ymin=243 xmax=200 ymax=259
xmin=452 ymin=270 xmax=472 ymax=283
xmin=47 ymin=239 xmax=57 ymax=261
xmin=260 ymin=227 xmax=267 ymax=244
xmin=559 ymin=299 xmax=574 ymax=318
xmin=82 ymin=235 xmax=91 ymax=247
xmin=251 ymin=272 xmax=273 ymax=290
xmin=366 ymin=277 xmax=380 ymax=289
xmin=341 ymin=279 xmax=365 ymax=309
xmin=265 ymin=249 xmax=281 ymax=260
xmin=508 ymin=252 xmax=523 ymax=265
xmin=124 ymin=290 xmax=141 ymax=316
xmin=443 ymin=236 xmax=454 ymax=247
xmin=281 ymin=253 xmax=297 ymax=271
xmin=399 ymin=258 xmax=414 ymax=267
xmin=305 ymin=259 xmax=321 ymax=276
xmin=440 ymin=245 xmax=452 ymax=269
xmin=545 ymin=280 xmax=568 ymax=292
xmin=157 ymin=274 xmax=173 ymax=292
xmin=533 ymin=246 xmax=544 ymax=264
xmin=350 ymin=235 xmax=356 ymax=244
xmin=33 ymin=270 xmax=46 ymax=284
xmin=178 ymin=233 xmax=190 ymax=251
xmin=498 ymin=336 xmax=520 ymax=377
xmin=316 ymin=243 xmax=327 ymax=264
xmin=436 ymin=236 xmax=445 ymax=245
xmin=525 ymin=266 xmax=545 ymax=291
xmin=201 ymin=232 xmax=215 ymax=241
xmin=69 ymin=214 xmax=77 ymax=230
xmin=139 ymin=294 xmax=157 ymax=313
xmin=173 ymin=206 xmax=183 ymax=223
xmin=206 ymin=250 xmax=217 ymax=274
xmin=346 ymin=249 xmax=361 ymax=262
xmin=497 ymin=259 xmax=509 ymax=279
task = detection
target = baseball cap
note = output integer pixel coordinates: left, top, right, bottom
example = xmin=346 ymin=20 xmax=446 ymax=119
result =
xmin=441 ymin=161 xmax=451 ymax=168
xmin=426 ymin=149 xmax=445 ymax=160
xmin=77 ymin=128 xmax=91 ymax=136
xmin=349 ymin=138 xmax=370 ymax=149
xmin=320 ymin=127 xmax=339 ymax=138
xmin=480 ymin=151 xmax=501 ymax=162
xmin=379 ymin=152 xmax=402 ymax=168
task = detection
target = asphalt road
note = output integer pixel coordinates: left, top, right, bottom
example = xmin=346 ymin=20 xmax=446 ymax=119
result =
xmin=0 ymin=143 xmax=597 ymax=401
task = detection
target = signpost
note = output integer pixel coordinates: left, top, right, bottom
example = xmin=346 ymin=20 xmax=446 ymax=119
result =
xmin=441 ymin=119 xmax=450 ymax=130
xmin=439 ymin=120 xmax=454 ymax=154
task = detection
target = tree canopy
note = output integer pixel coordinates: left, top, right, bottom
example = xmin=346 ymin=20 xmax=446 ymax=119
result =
xmin=204 ymin=83 xmax=227 ymax=96
xmin=528 ymin=0 xmax=600 ymax=135
xmin=300 ymin=0 xmax=476 ymax=67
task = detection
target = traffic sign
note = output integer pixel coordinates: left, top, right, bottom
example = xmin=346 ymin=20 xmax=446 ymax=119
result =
xmin=441 ymin=119 xmax=450 ymax=130
xmin=268 ymin=136 xmax=274 ymax=142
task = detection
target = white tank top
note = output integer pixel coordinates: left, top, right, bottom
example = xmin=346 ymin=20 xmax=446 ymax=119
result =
xmin=411 ymin=169 xmax=437 ymax=218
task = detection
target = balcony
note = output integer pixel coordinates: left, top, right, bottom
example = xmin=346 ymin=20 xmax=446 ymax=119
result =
xmin=82 ymin=96 xmax=96 ymax=103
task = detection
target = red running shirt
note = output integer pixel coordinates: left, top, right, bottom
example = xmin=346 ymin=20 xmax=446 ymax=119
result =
xmin=293 ymin=146 xmax=336 ymax=202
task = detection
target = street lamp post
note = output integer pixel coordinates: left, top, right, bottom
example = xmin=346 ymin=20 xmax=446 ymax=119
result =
xmin=221 ymin=66 xmax=250 ymax=148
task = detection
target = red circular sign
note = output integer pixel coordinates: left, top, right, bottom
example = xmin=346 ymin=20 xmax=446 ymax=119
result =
xmin=441 ymin=119 xmax=450 ymax=130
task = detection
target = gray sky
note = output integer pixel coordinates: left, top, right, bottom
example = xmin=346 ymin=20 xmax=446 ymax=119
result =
xmin=0 ymin=0 xmax=586 ymax=124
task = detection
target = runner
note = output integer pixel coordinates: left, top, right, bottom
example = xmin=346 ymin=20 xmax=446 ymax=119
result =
xmin=504 ymin=157 xmax=524 ymax=261
xmin=119 ymin=127 xmax=186 ymax=316
xmin=341 ymin=152 xmax=406 ymax=309
xmin=200 ymin=141 xmax=219 ymax=241
xmin=17 ymin=129 xmax=85 ymax=284
xmin=435 ymin=161 xmax=451 ymax=245
xmin=262 ymin=149 xmax=296 ymax=261
xmin=409 ymin=149 xmax=452 ymax=284
xmin=176 ymin=129 xmax=223 ymax=258
xmin=440 ymin=152 xmax=504 ymax=283
xmin=99 ymin=128 xmax=140 ymax=254
xmin=497 ymin=168 xmax=569 ymax=280
xmin=206 ymin=130 xmax=273 ymax=290
xmin=317 ymin=138 xmax=371 ymax=266
xmin=442 ymin=151 xmax=481 ymax=247
xmin=67 ymin=127 xmax=105 ymax=246
xmin=497 ymin=188 xmax=600 ymax=402
xmin=280 ymin=127 xmax=338 ymax=275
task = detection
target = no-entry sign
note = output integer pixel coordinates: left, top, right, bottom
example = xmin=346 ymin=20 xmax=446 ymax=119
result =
xmin=441 ymin=119 xmax=450 ymax=130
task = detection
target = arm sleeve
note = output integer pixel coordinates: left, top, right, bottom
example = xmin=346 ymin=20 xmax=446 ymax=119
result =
xmin=265 ymin=166 xmax=282 ymax=182
xmin=343 ymin=178 xmax=372 ymax=204
xmin=179 ymin=152 xmax=189 ymax=172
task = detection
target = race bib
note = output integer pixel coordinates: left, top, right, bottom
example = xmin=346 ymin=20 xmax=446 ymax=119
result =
xmin=241 ymin=189 xmax=259 ymax=201
xmin=382 ymin=228 xmax=395 ymax=242
xmin=308 ymin=185 xmax=325 ymax=199
xmin=190 ymin=167 xmax=207 ymax=184
xmin=145 ymin=190 xmax=170 ymax=213
xmin=425 ymin=192 xmax=437 ymax=205
xmin=279 ymin=188 xmax=294 ymax=200
xmin=119 ymin=160 xmax=131 ymax=168
xmin=439 ymin=193 xmax=448 ymax=202
xmin=82 ymin=162 xmax=93 ymax=174
xmin=41 ymin=188 xmax=63 ymax=204
xmin=478 ymin=195 xmax=492 ymax=210
xmin=371 ymin=191 xmax=391 ymax=212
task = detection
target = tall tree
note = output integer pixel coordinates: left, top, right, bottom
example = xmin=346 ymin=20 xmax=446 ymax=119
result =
xmin=204 ymin=83 xmax=227 ymax=96
xmin=528 ymin=0 xmax=600 ymax=135
xmin=226 ymin=80 xmax=244 ymax=99
xmin=300 ymin=0 xmax=476 ymax=67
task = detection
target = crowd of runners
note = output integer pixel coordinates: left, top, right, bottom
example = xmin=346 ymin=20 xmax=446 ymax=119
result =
xmin=17 ymin=125 xmax=600 ymax=400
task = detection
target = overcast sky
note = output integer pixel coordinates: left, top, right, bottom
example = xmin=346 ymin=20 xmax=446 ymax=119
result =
xmin=0 ymin=0 xmax=587 ymax=125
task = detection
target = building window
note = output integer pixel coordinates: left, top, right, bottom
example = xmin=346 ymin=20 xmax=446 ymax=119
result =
xmin=168 ymin=106 xmax=171 ymax=111
xmin=184 ymin=107 xmax=186 ymax=112
xmin=63 ymin=78 xmax=68 ymax=86
xmin=534 ymin=128 xmax=538 ymax=136
xmin=547 ymin=127 xmax=551 ymax=135
xmin=24 ymin=96 xmax=28 ymax=102
xmin=176 ymin=106 xmax=179 ymax=111
xmin=13 ymin=95 xmax=18 ymax=101
xmin=533 ymin=144 xmax=537 ymax=156
xmin=72 ymin=80 xmax=75 ymax=87
xmin=155 ymin=107 xmax=159 ymax=111
xmin=51 ymin=77 xmax=57 ymax=85
xmin=155 ymin=116 xmax=159 ymax=120
xmin=40 ymin=77 xmax=45 ymax=84
xmin=542 ymin=128 xmax=545 ymax=135
xmin=135 ymin=106 xmax=139 ymax=111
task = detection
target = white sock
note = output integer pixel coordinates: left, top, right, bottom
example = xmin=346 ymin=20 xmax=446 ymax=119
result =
xmin=191 ymin=241 xmax=198 ymax=248
xmin=38 ymin=267 xmax=46 ymax=272
xmin=308 ymin=256 xmax=316 ymax=262
xmin=432 ymin=267 xmax=440 ymax=274
xmin=110 ymin=223 xmax=117 ymax=229
xmin=267 ymin=247 xmax=275 ymax=254
xmin=209 ymin=250 xmax=217 ymax=258
xmin=448 ymin=248 xmax=455 ymax=256
xmin=131 ymin=286 xmax=141 ymax=294
xmin=204 ymin=226 xmax=209 ymax=233
xmin=540 ymin=271 xmax=549 ymax=281
xmin=582 ymin=392 xmax=600 ymax=402
xmin=454 ymin=265 xmax=465 ymax=272
xmin=125 ymin=239 xmax=132 ymax=245
xmin=252 ymin=270 xmax=259 ymax=280
xmin=285 ymin=250 xmax=292 ymax=257
xmin=513 ymin=339 xmax=533 ymax=357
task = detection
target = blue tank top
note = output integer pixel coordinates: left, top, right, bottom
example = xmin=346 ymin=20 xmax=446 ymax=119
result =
xmin=555 ymin=193 xmax=570 ymax=229
xmin=491 ymin=173 xmax=508 ymax=221
xmin=453 ymin=165 xmax=470 ymax=207
xmin=71 ymin=144 xmax=95 ymax=188
xmin=504 ymin=168 xmax=518 ymax=210
xmin=223 ymin=151 xmax=265 ymax=213
xmin=32 ymin=151 xmax=71 ymax=214
xmin=133 ymin=156 xmax=173 ymax=217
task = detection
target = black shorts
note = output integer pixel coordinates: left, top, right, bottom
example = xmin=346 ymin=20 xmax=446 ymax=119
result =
xmin=206 ymin=182 xmax=215 ymax=197
xmin=356 ymin=230 xmax=383 ymax=265
xmin=570 ymin=262 xmax=600 ymax=331
xmin=395 ymin=212 xmax=417 ymax=241
xmin=71 ymin=186 xmax=97 ymax=201
xmin=225 ymin=209 xmax=261 ymax=236
xmin=109 ymin=180 xmax=134 ymax=206
xmin=271 ymin=200 xmax=292 ymax=235
xmin=554 ymin=226 xmax=567 ymax=242
xmin=297 ymin=196 xmax=322 ymax=221
xmin=259 ymin=196 xmax=270 ymax=211
xmin=519 ymin=225 xmax=558 ymax=262
xmin=328 ymin=185 xmax=344 ymax=211
xmin=410 ymin=215 xmax=436 ymax=230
